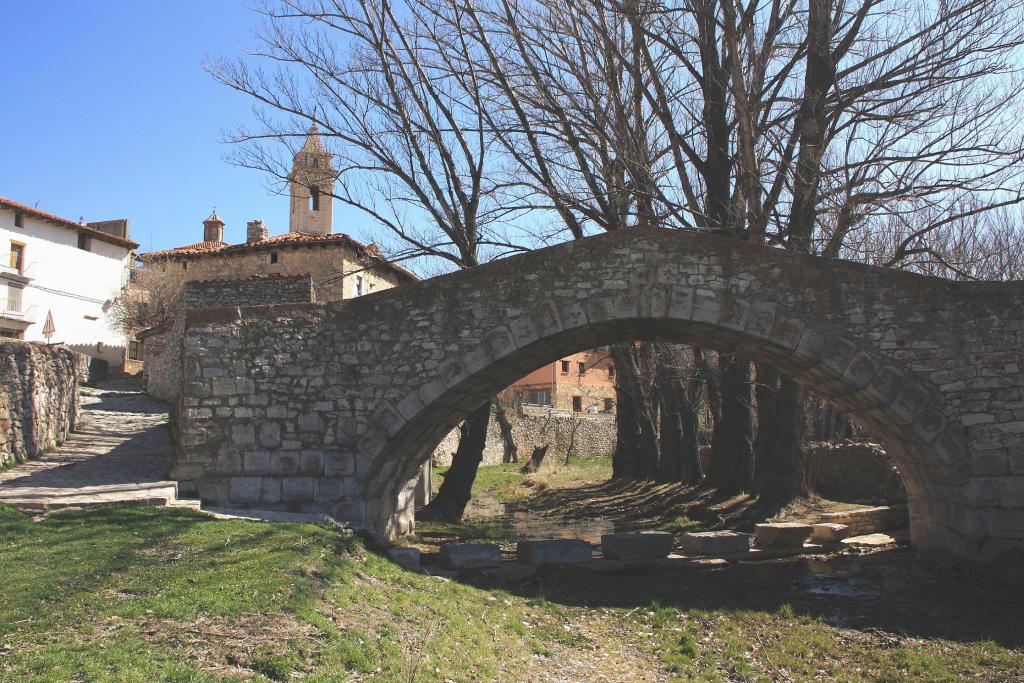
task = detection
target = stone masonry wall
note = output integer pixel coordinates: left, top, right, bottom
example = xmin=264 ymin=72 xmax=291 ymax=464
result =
xmin=432 ymin=406 xmax=616 ymax=467
xmin=145 ymin=275 xmax=316 ymax=404
xmin=183 ymin=275 xmax=315 ymax=311
xmin=0 ymin=340 xmax=85 ymax=468
xmin=175 ymin=229 xmax=1024 ymax=558
xmin=803 ymin=442 xmax=907 ymax=503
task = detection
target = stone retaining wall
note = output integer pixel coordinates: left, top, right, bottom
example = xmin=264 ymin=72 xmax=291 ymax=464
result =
xmin=0 ymin=340 xmax=85 ymax=468
xmin=803 ymin=442 xmax=907 ymax=503
xmin=432 ymin=406 xmax=616 ymax=467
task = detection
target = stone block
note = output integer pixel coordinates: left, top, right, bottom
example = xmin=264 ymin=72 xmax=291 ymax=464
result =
xmin=282 ymin=476 xmax=315 ymax=502
xmin=439 ymin=543 xmax=501 ymax=569
xmin=299 ymin=450 xmax=324 ymax=475
xmin=755 ymin=522 xmax=814 ymax=549
xmin=516 ymin=539 xmax=593 ymax=565
xmin=243 ymin=451 xmax=270 ymax=474
xmin=324 ymin=449 xmax=356 ymax=477
xmin=600 ymin=531 xmax=673 ymax=560
xmin=679 ymin=531 xmax=752 ymax=556
xmin=314 ymin=477 xmax=349 ymax=503
xmin=811 ymin=523 xmax=850 ymax=544
xmin=388 ymin=547 xmax=422 ymax=572
xmin=229 ymin=476 xmax=263 ymax=503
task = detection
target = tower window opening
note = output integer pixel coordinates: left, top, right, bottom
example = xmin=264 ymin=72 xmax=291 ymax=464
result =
xmin=310 ymin=186 xmax=320 ymax=212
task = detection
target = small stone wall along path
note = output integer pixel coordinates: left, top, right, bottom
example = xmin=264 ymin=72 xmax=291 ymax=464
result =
xmin=0 ymin=378 xmax=190 ymax=513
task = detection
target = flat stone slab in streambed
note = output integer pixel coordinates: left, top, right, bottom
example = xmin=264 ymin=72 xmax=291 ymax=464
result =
xmin=811 ymin=523 xmax=851 ymax=544
xmin=387 ymin=547 xmax=422 ymax=572
xmin=601 ymin=531 xmax=674 ymax=560
xmin=841 ymin=532 xmax=898 ymax=548
xmin=679 ymin=531 xmax=752 ymax=555
xmin=439 ymin=543 xmax=501 ymax=569
xmin=755 ymin=522 xmax=815 ymax=549
xmin=517 ymin=539 xmax=593 ymax=565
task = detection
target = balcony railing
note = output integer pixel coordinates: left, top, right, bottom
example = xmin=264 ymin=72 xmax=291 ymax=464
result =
xmin=0 ymin=303 xmax=34 ymax=322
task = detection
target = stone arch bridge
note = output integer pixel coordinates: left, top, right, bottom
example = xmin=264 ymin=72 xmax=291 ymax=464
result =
xmin=174 ymin=229 xmax=1024 ymax=559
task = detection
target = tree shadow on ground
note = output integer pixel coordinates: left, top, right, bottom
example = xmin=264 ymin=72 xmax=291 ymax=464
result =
xmin=519 ymin=477 xmax=804 ymax=532
xmin=459 ymin=548 xmax=1024 ymax=650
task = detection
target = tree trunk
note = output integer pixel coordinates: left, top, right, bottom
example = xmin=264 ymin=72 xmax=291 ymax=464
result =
xmin=705 ymin=353 xmax=754 ymax=494
xmin=495 ymin=403 xmax=518 ymax=463
xmin=417 ymin=401 xmax=491 ymax=523
xmin=521 ymin=444 xmax=549 ymax=474
xmin=612 ymin=344 xmax=641 ymax=479
xmin=754 ymin=376 xmax=808 ymax=501
xmin=752 ymin=364 xmax=780 ymax=496
xmin=657 ymin=380 xmax=685 ymax=482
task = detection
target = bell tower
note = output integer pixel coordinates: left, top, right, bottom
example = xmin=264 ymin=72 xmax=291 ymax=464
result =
xmin=289 ymin=122 xmax=334 ymax=235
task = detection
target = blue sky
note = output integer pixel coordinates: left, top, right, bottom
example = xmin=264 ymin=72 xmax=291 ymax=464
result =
xmin=0 ymin=1 xmax=365 ymax=254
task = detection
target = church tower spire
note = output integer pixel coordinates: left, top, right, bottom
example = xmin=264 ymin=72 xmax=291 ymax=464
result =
xmin=289 ymin=122 xmax=334 ymax=235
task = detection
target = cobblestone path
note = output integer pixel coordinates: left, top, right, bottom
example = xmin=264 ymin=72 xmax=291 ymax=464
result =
xmin=0 ymin=378 xmax=186 ymax=513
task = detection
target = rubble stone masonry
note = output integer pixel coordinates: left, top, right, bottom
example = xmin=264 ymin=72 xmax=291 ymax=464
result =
xmin=0 ymin=340 xmax=85 ymax=468
xmin=174 ymin=229 xmax=1024 ymax=560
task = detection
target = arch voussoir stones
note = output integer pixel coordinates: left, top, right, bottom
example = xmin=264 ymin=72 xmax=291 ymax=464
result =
xmin=174 ymin=228 xmax=1024 ymax=560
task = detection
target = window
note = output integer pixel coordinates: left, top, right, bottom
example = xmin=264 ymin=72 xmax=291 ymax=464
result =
xmin=310 ymin=185 xmax=320 ymax=212
xmin=608 ymin=364 xmax=615 ymax=379
xmin=13 ymin=212 xmax=23 ymax=228
xmin=525 ymin=389 xmax=552 ymax=406
xmin=572 ymin=396 xmax=583 ymax=412
xmin=355 ymin=274 xmax=364 ymax=296
xmin=560 ymin=360 xmax=570 ymax=374
xmin=5 ymin=283 xmax=23 ymax=313
xmin=181 ymin=261 xmax=188 ymax=271
xmin=0 ymin=328 xmax=23 ymax=339
xmin=9 ymin=242 xmax=24 ymax=272
xmin=269 ymin=251 xmax=280 ymax=265
xmin=128 ymin=340 xmax=143 ymax=361
xmin=604 ymin=398 xmax=615 ymax=412
xmin=578 ymin=361 xmax=586 ymax=375
xmin=77 ymin=232 xmax=91 ymax=251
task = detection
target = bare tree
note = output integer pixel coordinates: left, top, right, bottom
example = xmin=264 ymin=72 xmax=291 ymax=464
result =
xmin=209 ymin=0 xmax=518 ymax=522
xmin=107 ymin=265 xmax=184 ymax=338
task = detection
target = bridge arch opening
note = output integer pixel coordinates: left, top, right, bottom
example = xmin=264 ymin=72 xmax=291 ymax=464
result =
xmin=360 ymin=313 xmax=964 ymax=552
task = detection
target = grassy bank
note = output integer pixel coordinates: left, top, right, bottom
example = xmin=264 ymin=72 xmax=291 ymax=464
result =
xmin=2 ymin=503 xmax=1023 ymax=682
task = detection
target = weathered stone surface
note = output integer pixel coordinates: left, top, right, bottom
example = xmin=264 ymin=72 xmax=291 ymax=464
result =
xmin=171 ymin=228 xmax=1024 ymax=560
xmin=679 ymin=531 xmax=753 ymax=556
xmin=0 ymin=340 xmax=86 ymax=469
xmin=816 ymin=505 xmax=909 ymax=536
xmin=439 ymin=543 xmax=501 ymax=569
xmin=755 ymin=523 xmax=814 ymax=550
xmin=387 ymin=547 xmax=422 ymax=572
xmin=842 ymin=533 xmax=898 ymax=548
xmin=601 ymin=531 xmax=673 ymax=560
xmin=516 ymin=539 xmax=593 ymax=565
xmin=811 ymin=523 xmax=851 ymax=544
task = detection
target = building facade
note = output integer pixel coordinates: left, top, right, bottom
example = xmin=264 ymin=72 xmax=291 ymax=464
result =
xmin=136 ymin=123 xmax=412 ymax=306
xmin=0 ymin=197 xmax=137 ymax=370
xmin=509 ymin=348 xmax=617 ymax=413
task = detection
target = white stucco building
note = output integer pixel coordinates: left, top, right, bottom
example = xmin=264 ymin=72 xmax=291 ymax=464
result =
xmin=0 ymin=197 xmax=138 ymax=370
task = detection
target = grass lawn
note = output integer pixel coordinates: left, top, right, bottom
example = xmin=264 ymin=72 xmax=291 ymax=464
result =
xmin=2 ymin=502 xmax=1023 ymax=682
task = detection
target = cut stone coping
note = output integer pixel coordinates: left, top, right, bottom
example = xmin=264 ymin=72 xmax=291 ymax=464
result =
xmin=200 ymin=507 xmax=335 ymax=524
xmin=439 ymin=542 xmax=501 ymax=569
xmin=755 ymin=522 xmax=815 ymax=549
xmin=517 ymin=539 xmax=593 ymax=565
xmin=601 ymin=531 xmax=673 ymax=560
xmin=679 ymin=531 xmax=753 ymax=555
xmin=812 ymin=522 xmax=851 ymax=543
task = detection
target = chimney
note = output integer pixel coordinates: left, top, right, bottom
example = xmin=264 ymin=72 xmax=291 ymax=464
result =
xmin=203 ymin=210 xmax=225 ymax=243
xmin=247 ymin=219 xmax=268 ymax=243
